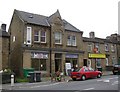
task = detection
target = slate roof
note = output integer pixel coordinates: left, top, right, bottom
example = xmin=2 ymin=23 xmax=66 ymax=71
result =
xmin=83 ymin=37 xmax=119 ymax=44
xmin=15 ymin=9 xmax=82 ymax=33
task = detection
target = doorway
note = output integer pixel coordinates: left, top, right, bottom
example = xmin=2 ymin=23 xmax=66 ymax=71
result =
xmin=83 ymin=59 xmax=87 ymax=66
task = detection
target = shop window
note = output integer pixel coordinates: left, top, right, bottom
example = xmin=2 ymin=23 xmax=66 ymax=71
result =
xmin=31 ymin=59 xmax=46 ymax=71
xmin=96 ymin=59 xmax=101 ymax=68
xmin=55 ymin=32 xmax=62 ymax=44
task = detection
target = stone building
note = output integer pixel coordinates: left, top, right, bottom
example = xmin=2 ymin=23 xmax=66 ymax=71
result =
xmin=83 ymin=32 xmax=119 ymax=71
xmin=9 ymin=9 xmax=84 ymax=76
xmin=9 ymin=9 xmax=120 ymax=76
xmin=0 ymin=24 xmax=10 ymax=70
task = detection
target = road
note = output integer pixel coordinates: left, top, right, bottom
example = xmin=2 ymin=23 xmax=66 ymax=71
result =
xmin=2 ymin=75 xmax=119 ymax=91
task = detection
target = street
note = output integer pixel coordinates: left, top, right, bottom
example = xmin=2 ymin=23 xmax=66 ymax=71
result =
xmin=2 ymin=75 xmax=119 ymax=91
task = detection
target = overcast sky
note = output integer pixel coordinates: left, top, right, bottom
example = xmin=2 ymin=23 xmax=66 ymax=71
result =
xmin=0 ymin=0 xmax=119 ymax=38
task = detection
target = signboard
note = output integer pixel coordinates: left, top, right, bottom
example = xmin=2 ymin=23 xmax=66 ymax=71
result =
xmin=65 ymin=63 xmax=72 ymax=76
xmin=31 ymin=52 xmax=48 ymax=59
xmin=66 ymin=54 xmax=78 ymax=58
xmin=88 ymin=53 xmax=106 ymax=58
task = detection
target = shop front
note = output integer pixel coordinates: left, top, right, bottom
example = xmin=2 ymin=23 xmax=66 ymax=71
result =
xmin=65 ymin=54 xmax=78 ymax=69
xmin=88 ymin=53 xmax=106 ymax=71
xmin=31 ymin=52 xmax=49 ymax=71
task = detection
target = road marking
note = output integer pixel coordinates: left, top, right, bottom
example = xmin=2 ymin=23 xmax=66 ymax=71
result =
xmin=83 ymin=88 xmax=95 ymax=90
xmin=103 ymin=79 xmax=110 ymax=83
xmin=112 ymin=81 xmax=118 ymax=85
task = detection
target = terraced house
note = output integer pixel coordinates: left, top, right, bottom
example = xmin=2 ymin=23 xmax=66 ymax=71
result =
xmin=9 ymin=9 xmax=84 ymax=76
xmin=83 ymin=32 xmax=120 ymax=71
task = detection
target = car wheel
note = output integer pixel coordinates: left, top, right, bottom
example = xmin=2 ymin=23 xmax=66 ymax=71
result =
xmin=72 ymin=78 xmax=76 ymax=81
xmin=81 ymin=75 xmax=86 ymax=81
xmin=97 ymin=74 xmax=101 ymax=78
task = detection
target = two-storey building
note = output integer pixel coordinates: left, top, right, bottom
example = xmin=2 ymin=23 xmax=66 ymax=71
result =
xmin=83 ymin=32 xmax=119 ymax=71
xmin=9 ymin=9 xmax=84 ymax=76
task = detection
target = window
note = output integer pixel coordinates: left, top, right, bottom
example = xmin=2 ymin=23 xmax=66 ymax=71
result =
xmin=111 ymin=44 xmax=115 ymax=52
xmin=96 ymin=59 xmax=101 ymax=68
xmin=106 ymin=58 xmax=109 ymax=66
xmin=95 ymin=43 xmax=99 ymax=53
xmin=26 ymin=27 xmax=32 ymax=45
xmin=41 ymin=31 xmax=46 ymax=43
xmin=112 ymin=57 xmax=116 ymax=65
xmin=55 ymin=32 xmax=62 ymax=44
xmin=34 ymin=30 xmax=46 ymax=43
xmin=105 ymin=44 xmax=109 ymax=51
xmin=34 ymin=31 xmax=40 ymax=42
xmin=31 ymin=59 xmax=46 ymax=71
xmin=88 ymin=44 xmax=92 ymax=52
xmin=67 ymin=35 xmax=76 ymax=46
xmin=13 ymin=36 xmax=16 ymax=42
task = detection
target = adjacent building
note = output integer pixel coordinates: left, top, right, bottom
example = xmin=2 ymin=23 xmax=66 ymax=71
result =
xmin=83 ymin=32 xmax=120 ymax=71
xmin=0 ymin=24 xmax=10 ymax=70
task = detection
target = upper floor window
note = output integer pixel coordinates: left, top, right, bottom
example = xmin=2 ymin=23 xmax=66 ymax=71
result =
xmin=34 ymin=30 xmax=46 ymax=43
xmin=111 ymin=44 xmax=115 ymax=52
xmin=55 ymin=32 xmax=62 ymax=44
xmin=26 ymin=27 xmax=32 ymax=45
xmin=105 ymin=44 xmax=109 ymax=51
xmin=67 ymin=35 xmax=76 ymax=46
xmin=88 ymin=44 xmax=92 ymax=52
xmin=41 ymin=31 xmax=46 ymax=43
xmin=94 ymin=43 xmax=99 ymax=53
xmin=34 ymin=31 xmax=40 ymax=42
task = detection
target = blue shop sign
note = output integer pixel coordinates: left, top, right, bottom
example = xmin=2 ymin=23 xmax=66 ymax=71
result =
xmin=66 ymin=54 xmax=78 ymax=58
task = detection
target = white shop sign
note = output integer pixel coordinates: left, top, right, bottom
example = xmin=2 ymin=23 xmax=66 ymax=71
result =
xmin=31 ymin=52 xmax=48 ymax=59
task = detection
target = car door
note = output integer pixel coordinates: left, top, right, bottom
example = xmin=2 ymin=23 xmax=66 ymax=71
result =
xmin=88 ymin=67 xmax=95 ymax=78
xmin=84 ymin=67 xmax=91 ymax=78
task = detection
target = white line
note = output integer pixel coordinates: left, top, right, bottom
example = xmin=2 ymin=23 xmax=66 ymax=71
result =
xmin=83 ymin=88 xmax=95 ymax=90
xmin=112 ymin=81 xmax=118 ymax=85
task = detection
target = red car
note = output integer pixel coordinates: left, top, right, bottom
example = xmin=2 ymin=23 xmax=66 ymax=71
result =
xmin=71 ymin=66 xmax=102 ymax=81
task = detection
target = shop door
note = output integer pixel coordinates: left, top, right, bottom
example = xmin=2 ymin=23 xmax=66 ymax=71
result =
xmin=55 ymin=59 xmax=61 ymax=72
xmin=83 ymin=59 xmax=87 ymax=66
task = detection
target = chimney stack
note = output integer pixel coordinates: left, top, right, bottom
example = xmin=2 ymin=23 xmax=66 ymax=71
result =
xmin=89 ymin=31 xmax=95 ymax=38
xmin=1 ymin=24 xmax=6 ymax=31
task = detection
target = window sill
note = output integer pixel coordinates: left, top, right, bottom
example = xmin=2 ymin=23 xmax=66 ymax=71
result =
xmin=54 ymin=43 xmax=63 ymax=46
xmin=66 ymin=45 xmax=77 ymax=47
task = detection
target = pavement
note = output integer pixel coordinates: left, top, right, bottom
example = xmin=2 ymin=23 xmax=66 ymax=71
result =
xmin=0 ymin=71 xmax=113 ymax=90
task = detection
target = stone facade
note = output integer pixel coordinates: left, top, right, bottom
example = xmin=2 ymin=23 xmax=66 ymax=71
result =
xmin=0 ymin=24 xmax=10 ymax=70
xmin=83 ymin=32 xmax=119 ymax=71
xmin=9 ymin=9 xmax=120 ymax=76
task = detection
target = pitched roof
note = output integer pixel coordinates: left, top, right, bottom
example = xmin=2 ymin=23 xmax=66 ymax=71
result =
xmin=15 ymin=10 xmax=50 ymax=27
xmin=15 ymin=9 xmax=82 ymax=33
xmin=83 ymin=37 xmax=119 ymax=44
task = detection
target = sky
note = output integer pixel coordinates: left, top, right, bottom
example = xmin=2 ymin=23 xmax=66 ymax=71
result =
xmin=0 ymin=0 xmax=119 ymax=38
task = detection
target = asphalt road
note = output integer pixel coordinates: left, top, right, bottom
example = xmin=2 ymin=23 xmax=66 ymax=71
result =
xmin=2 ymin=75 xmax=119 ymax=91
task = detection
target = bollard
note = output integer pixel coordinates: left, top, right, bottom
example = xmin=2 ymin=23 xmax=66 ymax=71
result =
xmin=11 ymin=74 xmax=14 ymax=87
